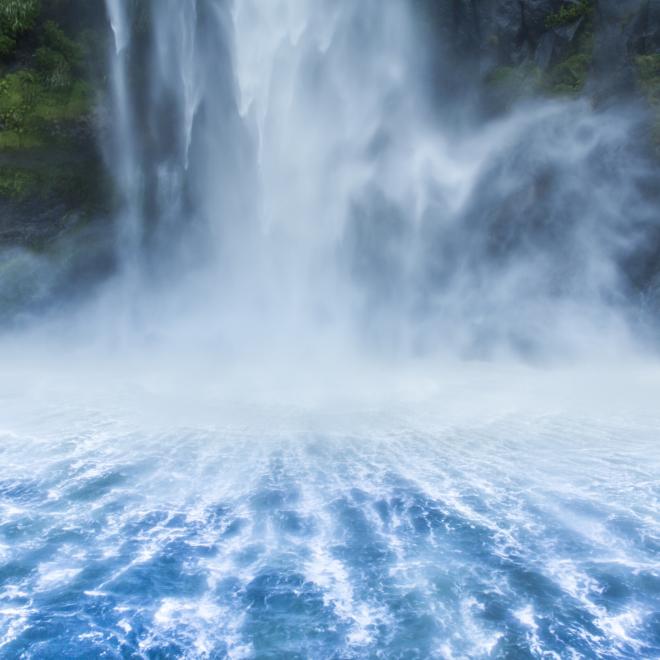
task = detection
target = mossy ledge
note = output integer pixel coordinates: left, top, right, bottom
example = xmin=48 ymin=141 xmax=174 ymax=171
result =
xmin=0 ymin=1 xmax=110 ymax=249
xmin=636 ymin=53 xmax=660 ymax=149
xmin=0 ymin=1 xmax=113 ymax=317
xmin=485 ymin=1 xmax=596 ymax=106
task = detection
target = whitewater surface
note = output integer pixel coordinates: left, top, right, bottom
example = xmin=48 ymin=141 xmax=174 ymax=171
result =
xmin=0 ymin=358 xmax=659 ymax=658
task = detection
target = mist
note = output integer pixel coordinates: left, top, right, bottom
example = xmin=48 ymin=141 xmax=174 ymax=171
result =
xmin=1 ymin=1 xmax=659 ymax=657
xmin=5 ymin=0 xmax=658 ymax=367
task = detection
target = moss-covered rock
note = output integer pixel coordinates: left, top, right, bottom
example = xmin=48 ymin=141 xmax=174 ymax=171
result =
xmin=0 ymin=70 xmax=92 ymax=149
xmin=0 ymin=165 xmax=35 ymax=198
xmin=0 ymin=0 xmax=40 ymax=61
xmin=544 ymin=51 xmax=592 ymax=94
xmin=545 ymin=1 xmax=592 ymax=29
xmin=486 ymin=63 xmax=543 ymax=108
xmin=0 ymin=0 xmax=106 ymax=233
xmin=636 ymin=53 xmax=660 ymax=147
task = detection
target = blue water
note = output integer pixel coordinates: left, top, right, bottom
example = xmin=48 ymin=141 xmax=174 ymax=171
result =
xmin=1 ymin=408 xmax=659 ymax=658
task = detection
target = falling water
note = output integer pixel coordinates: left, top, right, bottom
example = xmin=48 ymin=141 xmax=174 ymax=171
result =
xmin=1 ymin=1 xmax=659 ymax=657
xmin=94 ymin=0 xmax=659 ymax=360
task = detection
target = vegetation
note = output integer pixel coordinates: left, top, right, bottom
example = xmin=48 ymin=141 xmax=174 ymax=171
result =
xmin=0 ymin=0 xmax=92 ymax=150
xmin=636 ymin=54 xmax=660 ymax=146
xmin=0 ymin=69 xmax=90 ymax=148
xmin=486 ymin=63 xmax=543 ymax=102
xmin=545 ymin=1 xmax=592 ymax=29
xmin=0 ymin=0 xmax=106 ymax=258
xmin=35 ymin=20 xmax=82 ymax=88
xmin=0 ymin=0 xmax=40 ymax=58
xmin=0 ymin=165 xmax=34 ymax=198
xmin=488 ymin=3 xmax=595 ymax=106
xmin=543 ymin=49 xmax=592 ymax=95
xmin=0 ymin=159 xmax=103 ymax=203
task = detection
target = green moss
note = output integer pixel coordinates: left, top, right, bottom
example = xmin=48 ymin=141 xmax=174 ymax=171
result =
xmin=35 ymin=20 xmax=82 ymax=88
xmin=0 ymin=4 xmax=92 ymax=147
xmin=637 ymin=54 xmax=660 ymax=100
xmin=636 ymin=54 xmax=660 ymax=146
xmin=545 ymin=1 xmax=592 ymax=29
xmin=0 ymin=69 xmax=91 ymax=148
xmin=0 ymin=158 xmax=108 ymax=213
xmin=0 ymin=129 xmax=41 ymax=148
xmin=0 ymin=166 xmax=38 ymax=198
xmin=33 ymin=80 xmax=91 ymax=120
xmin=487 ymin=6 xmax=595 ymax=104
xmin=0 ymin=0 xmax=40 ymax=34
xmin=544 ymin=52 xmax=591 ymax=95
xmin=486 ymin=63 xmax=543 ymax=100
xmin=0 ymin=0 xmax=40 ymax=62
xmin=0 ymin=70 xmax=41 ymax=147
xmin=543 ymin=18 xmax=594 ymax=96
xmin=0 ymin=33 xmax=15 ymax=57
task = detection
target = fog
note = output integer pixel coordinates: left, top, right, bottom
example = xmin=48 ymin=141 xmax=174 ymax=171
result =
xmin=5 ymin=0 xmax=645 ymax=368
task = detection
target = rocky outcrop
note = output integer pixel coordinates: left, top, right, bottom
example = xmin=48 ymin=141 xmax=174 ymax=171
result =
xmin=420 ymin=0 xmax=660 ymax=123
xmin=0 ymin=0 xmax=114 ymax=317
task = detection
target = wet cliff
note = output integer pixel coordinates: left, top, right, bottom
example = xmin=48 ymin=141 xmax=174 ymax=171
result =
xmin=0 ymin=0 xmax=113 ymax=317
xmin=0 ymin=0 xmax=659 ymax=324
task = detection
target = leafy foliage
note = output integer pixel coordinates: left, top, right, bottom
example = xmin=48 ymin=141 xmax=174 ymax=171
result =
xmin=0 ymin=165 xmax=36 ymax=198
xmin=636 ymin=54 xmax=660 ymax=146
xmin=35 ymin=20 xmax=82 ymax=88
xmin=486 ymin=63 xmax=543 ymax=104
xmin=544 ymin=52 xmax=591 ymax=94
xmin=0 ymin=2 xmax=90 ymax=148
xmin=545 ymin=1 xmax=592 ymax=29
xmin=0 ymin=0 xmax=39 ymax=35
xmin=0 ymin=0 xmax=40 ymax=60
xmin=0 ymin=69 xmax=90 ymax=147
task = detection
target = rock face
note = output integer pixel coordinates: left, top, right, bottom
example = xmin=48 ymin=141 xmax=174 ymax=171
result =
xmin=1 ymin=0 xmax=659 ymax=321
xmin=420 ymin=0 xmax=659 ymax=114
xmin=0 ymin=0 xmax=114 ymax=317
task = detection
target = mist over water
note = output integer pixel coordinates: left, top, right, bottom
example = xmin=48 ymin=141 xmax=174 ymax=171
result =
xmin=1 ymin=1 xmax=660 ymax=657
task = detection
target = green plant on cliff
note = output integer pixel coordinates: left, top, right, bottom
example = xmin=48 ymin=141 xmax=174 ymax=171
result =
xmin=544 ymin=52 xmax=591 ymax=94
xmin=545 ymin=1 xmax=592 ymax=29
xmin=486 ymin=0 xmax=595 ymax=105
xmin=0 ymin=0 xmax=40 ymax=33
xmin=0 ymin=0 xmax=40 ymax=60
xmin=637 ymin=54 xmax=660 ymax=103
xmin=0 ymin=70 xmax=40 ymax=147
xmin=0 ymin=166 xmax=35 ymax=198
xmin=0 ymin=6 xmax=90 ymax=149
xmin=543 ymin=13 xmax=594 ymax=96
xmin=35 ymin=20 xmax=82 ymax=88
xmin=0 ymin=70 xmax=91 ymax=147
xmin=486 ymin=63 xmax=543 ymax=104
xmin=636 ymin=54 xmax=660 ymax=146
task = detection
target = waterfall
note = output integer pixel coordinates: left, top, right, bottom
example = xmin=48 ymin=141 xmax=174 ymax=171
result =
xmin=99 ymin=0 xmax=658 ymax=359
xmin=105 ymin=0 xmax=141 ymax=269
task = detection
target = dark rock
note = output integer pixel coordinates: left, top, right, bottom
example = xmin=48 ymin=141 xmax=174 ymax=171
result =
xmin=592 ymin=0 xmax=645 ymax=96
xmin=629 ymin=0 xmax=660 ymax=54
xmin=535 ymin=17 xmax=585 ymax=69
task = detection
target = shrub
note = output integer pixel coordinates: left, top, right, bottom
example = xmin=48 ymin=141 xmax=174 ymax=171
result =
xmin=0 ymin=33 xmax=15 ymax=57
xmin=0 ymin=0 xmax=40 ymax=60
xmin=545 ymin=53 xmax=591 ymax=94
xmin=545 ymin=1 xmax=592 ymax=29
xmin=35 ymin=21 xmax=81 ymax=88
xmin=0 ymin=0 xmax=40 ymax=35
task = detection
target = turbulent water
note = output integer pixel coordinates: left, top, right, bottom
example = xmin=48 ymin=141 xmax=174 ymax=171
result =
xmin=1 ymin=364 xmax=660 ymax=658
xmin=1 ymin=0 xmax=660 ymax=657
